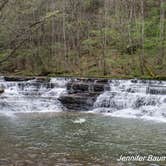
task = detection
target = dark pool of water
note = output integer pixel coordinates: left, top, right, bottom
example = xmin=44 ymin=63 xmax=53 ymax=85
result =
xmin=0 ymin=112 xmax=166 ymax=166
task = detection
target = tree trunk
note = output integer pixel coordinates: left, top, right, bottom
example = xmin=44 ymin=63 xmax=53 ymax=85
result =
xmin=157 ymin=0 xmax=165 ymax=65
xmin=139 ymin=0 xmax=145 ymax=75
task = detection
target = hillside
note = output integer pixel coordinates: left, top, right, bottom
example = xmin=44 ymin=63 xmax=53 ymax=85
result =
xmin=0 ymin=0 xmax=165 ymax=78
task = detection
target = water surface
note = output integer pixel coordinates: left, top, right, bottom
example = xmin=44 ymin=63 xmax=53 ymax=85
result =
xmin=0 ymin=112 xmax=166 ymax=166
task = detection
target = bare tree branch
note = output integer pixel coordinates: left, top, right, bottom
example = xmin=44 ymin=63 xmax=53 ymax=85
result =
xmin=0 ymin=13 xmax=57 ymax=64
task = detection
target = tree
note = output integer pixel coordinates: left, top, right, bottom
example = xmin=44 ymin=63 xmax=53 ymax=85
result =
xmin=158 ymin=0 xmax=165 ymax=65
xmin=139 ymin=0 xmax=145 ymax=75
xmin=0 ymin=0 xmax=165 ymax=77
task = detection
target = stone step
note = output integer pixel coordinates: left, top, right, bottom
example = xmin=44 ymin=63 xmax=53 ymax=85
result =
xmin=4 ymin=76 xmax=50 ymax=82
xmin=147 ymin=86 xmax=166 ymax=95
xmin=4 ymin=76 xmax=35 ymax=82
xmin=59 ymin=93 xmax=98 ymax=111
xmin=67 ymin=81 xmax=110 ymax=94
xmin=60 ymin=78 xmax=110 ymax=111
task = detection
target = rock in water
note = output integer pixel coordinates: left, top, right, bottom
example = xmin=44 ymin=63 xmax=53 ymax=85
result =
xmin=4 ymin=76 xmax=35 ymax=82
xmin=59 ymin=93 xmax=96 ymax=111
xmin=0 ymin=88 xmax=4 ymax=94
xmin=147 ymin=86 xmax=166 ymax=95
xmin=59 ymin=78 xmax=110 ymax=111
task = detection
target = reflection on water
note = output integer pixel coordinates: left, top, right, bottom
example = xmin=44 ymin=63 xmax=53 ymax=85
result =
xmin=0 ymin=112 xmax=166 ymax=166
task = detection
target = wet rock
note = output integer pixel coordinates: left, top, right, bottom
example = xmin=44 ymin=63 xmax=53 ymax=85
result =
xmin=67 ymin=82 xmax=109 ymax=94
xmin=35 ymin=77 xmax=50 ymax=83
xmin=93 ymin=84 xmax=105 ymax=92
xmin=76 ymin=78 xmax=108 ymax=84
xmin=60 ymin=78 xmax=110 ymax=111
xmin=59 ymin=93 xmax=97 ymax=111
xmin=131 ymin=79 xmax=138 ymax=83
xmin=134 ymin=97 xmax=145 ymax=108
xmin=127 ymin=88 xmax=136 ymax=93
xmin=77 ymin=78 xmax=95 ymax=82
xmin=95 ymin=79 xmax=108 ymax=84
xmin=4 ymin=76 xmax=35 ymax=82
xmin=67 ymin=82 xmax=89 ymax=93
xmin=0 ymin=88 xmax=4 ymax=94
xmin=147 ymin=86 xmax=166 ymax=95
xmin=133 ymin=97 xmax=158 ymax=108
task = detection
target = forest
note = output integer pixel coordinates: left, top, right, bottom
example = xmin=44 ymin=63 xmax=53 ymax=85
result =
xmin=0 ymin=0 xmax=165 ymax=78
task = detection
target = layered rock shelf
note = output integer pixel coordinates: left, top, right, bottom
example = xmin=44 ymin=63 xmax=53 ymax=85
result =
xmin=147 ymin=85 xmax=166 ymax=95
xmin=59 ymin=79 xmax=110 ymax=111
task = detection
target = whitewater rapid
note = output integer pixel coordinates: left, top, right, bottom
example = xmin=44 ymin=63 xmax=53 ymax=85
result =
xmin=0 ymin=77 xmax=69 ymax=115
xmin=0 ymin=77 xmax=166 ymax=123
xmin=92 ymin=79 xmax=166 ymax=123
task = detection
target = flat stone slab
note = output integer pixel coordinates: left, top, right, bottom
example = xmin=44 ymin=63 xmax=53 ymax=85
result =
xmin=4 ymin=76 xmax=51 ymax=82
xmin=4 ymin=76 xmax=35 ymax=82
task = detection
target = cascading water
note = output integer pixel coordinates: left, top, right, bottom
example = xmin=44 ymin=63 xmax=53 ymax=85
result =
xmin=1 ymin=77 xmax=166 ymax=122
xmin=0 ymin=77 xmax=69 ymax=115
xmin=93 ymin=79 xmax=166 ymax=122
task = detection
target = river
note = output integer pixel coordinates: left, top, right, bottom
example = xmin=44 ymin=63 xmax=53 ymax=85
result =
xmin=0 ymin=77 xmax=165 ymax=165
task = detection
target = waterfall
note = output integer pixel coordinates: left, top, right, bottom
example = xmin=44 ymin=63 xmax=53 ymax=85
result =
xmin=93 ymin=79 xmax=166 ymax=122
xmin=1 ymin=77 xmax=166 ymax=122
xmin=0 ymin=77 xmax=69 ymax=115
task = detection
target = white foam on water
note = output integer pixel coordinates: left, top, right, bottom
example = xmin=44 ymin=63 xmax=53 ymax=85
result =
xmin=92 ymin=79 xmax=166 ymax=123
xmin=50 ymin=77 xmax=69 ymax=87
xmin=0 ymin=77 xmax=69 ymax=116
xmin=72 ymin=118 xmax=86 ymax=124
xmin=42 ymin=87 xmax=67 ymax=98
